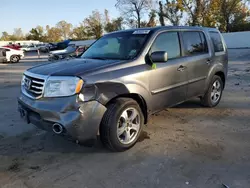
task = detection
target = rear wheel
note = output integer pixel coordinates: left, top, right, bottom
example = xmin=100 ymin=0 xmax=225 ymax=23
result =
xmin=201 ymin=75 xmax=223 ymax=107
xmin=10 ymin=55 xmax=20 ymax=63
xmin=100 ymin=98 xmax=144 ymax=152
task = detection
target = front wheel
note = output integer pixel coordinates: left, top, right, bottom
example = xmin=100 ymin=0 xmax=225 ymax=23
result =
xmin=201 ymin=75 xmax=223 ymax=107
xmin=100 ymin=98 xmax=144 ymax=152
xmin=10 ymin=55 xmax=20 ymax=63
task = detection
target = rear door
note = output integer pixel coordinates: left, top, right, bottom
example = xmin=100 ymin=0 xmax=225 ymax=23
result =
xmin=180 ymin=31 xmax=211 ymax=98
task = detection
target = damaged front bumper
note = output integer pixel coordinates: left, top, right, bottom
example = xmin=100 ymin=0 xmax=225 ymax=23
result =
xmin=18 ymin=93 xmax=106 ymax=145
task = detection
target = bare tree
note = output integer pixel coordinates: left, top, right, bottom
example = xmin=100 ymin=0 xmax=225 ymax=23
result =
xmin=116 ymin=0 xmax=153 ymax=28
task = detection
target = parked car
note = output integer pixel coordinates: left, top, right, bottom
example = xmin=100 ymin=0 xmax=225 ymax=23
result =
xmin=20 ymin=44 xmax=37 ymax=52
xmin=39 ymin=43 xmax=51 ymax=53
xmin=39 ymin=40 xmax=71 ymax=53
xmin=18 ymin=26 xmax=228 ymax=151
xmin=48 ymin=45 xmax=88 ymax=61
xmin=3 ymin=44 xmax=21 ymax=50
xmin=0 ymin=47 xmax=24 ymax=63
xmin=21 ymin=44 xmax=45 ymax=52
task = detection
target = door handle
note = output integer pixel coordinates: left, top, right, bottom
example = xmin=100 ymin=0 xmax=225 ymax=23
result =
xmin=177 ymin=65 xmax=186 ymax=72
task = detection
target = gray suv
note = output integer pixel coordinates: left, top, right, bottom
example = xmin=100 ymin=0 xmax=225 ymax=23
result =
xmin=18 ymin=26 xmax=228 ymax=151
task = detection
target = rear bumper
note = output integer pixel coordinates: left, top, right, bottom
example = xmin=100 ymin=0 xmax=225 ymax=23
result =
xmin=18 ymin=93 xmax=106 ymax=144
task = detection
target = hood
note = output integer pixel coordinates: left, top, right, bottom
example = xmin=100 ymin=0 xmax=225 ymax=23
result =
xmin=27 ymin=58 xmax=125 ymax=77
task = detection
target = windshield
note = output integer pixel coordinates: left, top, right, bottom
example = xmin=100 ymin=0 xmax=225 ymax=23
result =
xmin=82 ymin=31 xmax=150 ymax=60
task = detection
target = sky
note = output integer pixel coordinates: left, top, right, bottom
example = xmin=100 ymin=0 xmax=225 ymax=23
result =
xmin=1 ymin=0 xmax=119 ymax=34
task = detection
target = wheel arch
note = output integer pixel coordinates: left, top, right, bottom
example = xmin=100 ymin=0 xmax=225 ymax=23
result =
xmin=205 ymin=64 xmax=226 ymax=91
xmin=214 ymin=71 xmax=225 ymax=88
xmin=105 ymin=93 xmax=148 ymax=124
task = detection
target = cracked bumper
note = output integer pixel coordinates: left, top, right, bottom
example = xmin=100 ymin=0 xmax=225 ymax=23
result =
xmin=18 ymin=93 xmax=106 ymax=144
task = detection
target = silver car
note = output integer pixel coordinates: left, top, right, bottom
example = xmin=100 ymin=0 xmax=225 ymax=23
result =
xmin=18 ymin=26 xmax=228 ymax=151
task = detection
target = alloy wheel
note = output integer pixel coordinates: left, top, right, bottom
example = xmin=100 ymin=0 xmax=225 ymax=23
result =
xmin=210 ymin=80 xmax=222 ymax=104
xmin=117 ymin=107 xmax=141 ymax=145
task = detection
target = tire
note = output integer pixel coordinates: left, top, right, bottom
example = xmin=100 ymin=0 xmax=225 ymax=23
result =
xmin=10 ymin=55 xmax=20 ymax=63
xmin=201 ymin=75 xmax=223 ymax=107
xmin=100 ymin=98 xmax=144 ymax=152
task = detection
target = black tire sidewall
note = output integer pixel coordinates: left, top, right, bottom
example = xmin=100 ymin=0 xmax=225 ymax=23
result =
xmin=101 ymin=99 xmax=144 ymax=151
xmin=10 ymin=55 xmax=19 ymax=63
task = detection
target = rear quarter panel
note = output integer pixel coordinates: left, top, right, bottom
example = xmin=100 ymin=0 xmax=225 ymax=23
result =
xmin=205 ymin=29 xmax=228 ymax=91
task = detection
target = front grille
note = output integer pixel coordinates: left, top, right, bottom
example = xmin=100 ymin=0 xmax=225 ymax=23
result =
xmin=23 ymin=74 xmax=45 ymax=98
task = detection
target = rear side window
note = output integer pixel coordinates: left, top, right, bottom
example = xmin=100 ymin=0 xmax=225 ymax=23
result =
xmin=151 ymin=32 xmax=180 ymax=59
xmin=209 ymin=32 xmax=224 ymax=52
xmin=182 ymin=31 xmax=208 ymax=56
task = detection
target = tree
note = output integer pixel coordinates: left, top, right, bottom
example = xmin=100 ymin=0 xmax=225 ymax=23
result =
xmin=0 ymin=32 xmax=10 ymax=41
xmin=116 ymin=0 xmax=153 ymax=28
xmin=84 ymin=10 xmax=103 ymax=39
xmin=104 ymin=9 xmax=110 ymax=24
xmin=158 ymin=0 xmax=184 ymax=26
xmin=56 ymin=20 xmax=73 ymax=39
xmin=11 ymin=28 xmax=24 ymax=40
xmin=181 ymin=0 xmax=203 ymax=26
xmin=71 ymin=25 xmax=88 ymax=40
xmin=159 ymin=1 xmax=165 ymax=26
xmin=140 ymin=10 xmax=157 ymax=27
xmin=228 ymin=3 xmax=250 ymax=31
xmin=219 ymin=0 xmax=249 ymax=32
xmin=147 ymin=10 xmax=157 ymax=27
xmin=26 ymin=26 xmax=44 ymax=41
xmin=45 ymin=26 xmax=62 ymax=42
xmin=105 ymin=17 xmax=124 ymax=32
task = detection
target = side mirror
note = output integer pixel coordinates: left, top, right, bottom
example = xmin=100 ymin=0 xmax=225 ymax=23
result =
xmin=150 ymin=51 xmax=168 ymax=63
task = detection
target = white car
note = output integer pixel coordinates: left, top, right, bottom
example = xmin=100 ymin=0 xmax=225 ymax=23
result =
xmin=21 ymin=44 xmax=40 ymax=52
xmin=0 ymin=47 xmax=24 ymax=63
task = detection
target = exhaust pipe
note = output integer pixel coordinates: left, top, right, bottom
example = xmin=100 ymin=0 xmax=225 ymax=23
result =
xmin=52 ymin=123 xmax=64 ymax=134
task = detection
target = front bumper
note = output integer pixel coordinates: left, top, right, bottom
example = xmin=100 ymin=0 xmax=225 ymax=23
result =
xmin=18 ymin=93 xmax=106 ymax=144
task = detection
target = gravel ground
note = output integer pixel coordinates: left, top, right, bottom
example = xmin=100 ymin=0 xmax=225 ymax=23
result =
xmin=0 ymin=49 xmax=249 ymax=188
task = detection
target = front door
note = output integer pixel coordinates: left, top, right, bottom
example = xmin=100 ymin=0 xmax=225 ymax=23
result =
xmin=180 ymin=31 xmax=211 ymax=98
xmin=148 ymin=31 xmax=188 ymax=112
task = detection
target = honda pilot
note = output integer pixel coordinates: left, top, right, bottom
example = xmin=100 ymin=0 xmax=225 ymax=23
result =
xmin=18 ymin=26 xmax=228 ymax=151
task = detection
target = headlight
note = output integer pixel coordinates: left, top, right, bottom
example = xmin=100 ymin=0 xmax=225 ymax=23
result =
xmin=44 ymin=77 xmax=84 ymax=97
xmin=21 ymin=75 xmax=25 ymax=86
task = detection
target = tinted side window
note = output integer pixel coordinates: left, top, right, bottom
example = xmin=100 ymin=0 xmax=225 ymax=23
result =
xmin=151 ymin=32 xmax=180 ymax=59
xmin=182 ymin=31 xmax=208 ymax=56
xmin=209 ymin=32 xmax=224 ymax=52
